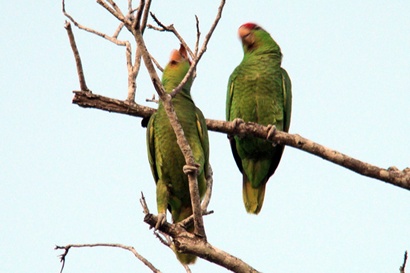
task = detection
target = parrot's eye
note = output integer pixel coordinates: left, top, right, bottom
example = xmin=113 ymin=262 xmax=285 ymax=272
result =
xmin=170 ymin=60 xmax=178 ymax=65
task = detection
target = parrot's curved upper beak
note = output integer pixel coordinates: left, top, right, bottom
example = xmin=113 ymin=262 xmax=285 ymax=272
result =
xmin=238 ymin=25 xmax=251 ymax=39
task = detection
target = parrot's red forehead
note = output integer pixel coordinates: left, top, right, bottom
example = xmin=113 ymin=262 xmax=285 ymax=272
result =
xmin=240 ymin=23 xmax=258 ymax=30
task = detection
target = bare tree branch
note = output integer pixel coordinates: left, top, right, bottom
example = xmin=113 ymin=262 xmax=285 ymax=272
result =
xmin=143 ymin=213 xmax=259 ymax=273
xmin=124 ymin=0 xmax=152 ymax=102
xmin=106 ymin=0 xmax=124 ymax=19
xmin=149 ymin=52 xmax=164 ymax=72
xmin=113 ymin=22 xmax=125 ymax=38
xmin=63 ymin=0 xmax=127 ymax=46
xmin=72 ymin=91 xmax=155 ymax=117
xmin=55 ymin=243 xmax=161 ymax=273
xmin=63 ymin=0 xmax=143 ymax=103
xmin=400 ymin=251 xmax=408 ymax=273
xmin=201 ymin=164 xmax=213 ymax=211
xmin=148 ymin=13 xmax=194 ymax=59
xmin=96 ymin=0 xmax=128 ymax=24
xmin=64 ymin=22 xmax=89 ymax=91
xmin=71 ymin=90 xmax=410 ymax=191
xmin=194 ymin=15 xmax=200 ymax=56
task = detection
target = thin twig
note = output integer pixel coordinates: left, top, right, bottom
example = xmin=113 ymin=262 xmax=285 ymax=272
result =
xmin=400 ymin=251 xmax=408 ymax=273
xmin=178 ymin=210 xmax=214 ymax=230
xmin=149 ymin=12 xmax=194 ymax=59
xmin=106 ymin=0 xmax=124 ymax=19
xmin=96 ymin=0 xmax=128 ymax=24
xmin=140 ymin=191 xmax=150 ymax=214
xmin=140 ymin=0 xmax=152 ymax=34
xmin=201 ymin=164 xmax=213 ymax=211
xmin=63 ymin=0 xmax=127 ymax=46
xmin=183 ymin=264 xmax=192 ymax=273
xmin=194 ymin=15 xmax=200 ymax=57
xmin=153 ymin=230 xmax=172 ymax=247
xmin=55 ymin=243 xmax=161 ymax=273
xmin=149 ymin=52 xmax=164 ymax=72
xmin=128 ymin=0 xmax=132 ymax=13
xmin=64 ymin=22 xmax=89 ymax=91
xmin=145 ymin=94 xmax=159 ymax=104
xmin=133 ymin=0 xmax=145 ymax=30
xmin=113 ymin=22 xmax=125 ymax=38
xmin=126 ymin=0 xmax=152 ymax=102
xmin=125 ymin=40 xmax=137 ymax=102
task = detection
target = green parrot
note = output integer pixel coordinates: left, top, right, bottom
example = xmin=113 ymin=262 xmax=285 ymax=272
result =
xmin=226 ymin=23 xmax=292 ymax=214
xmin=146 ymin=44 xmax=209 ymax=264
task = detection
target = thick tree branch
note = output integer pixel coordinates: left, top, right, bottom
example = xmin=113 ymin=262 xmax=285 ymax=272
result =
xmin=55 ymin=243 xmax=161 ymax=273
xmin=143 ymin=213 xmax=259 ymax=273
xmin=71 ymin=90 xmax=410 ymax=191
xmin=72 ymin=91 xmax=155 ymax=118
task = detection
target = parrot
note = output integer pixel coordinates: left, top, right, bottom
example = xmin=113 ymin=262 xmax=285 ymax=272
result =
xmin=146 ymin=44 xmax=210 ymax=264
xmin=226 ymin=23 xmax=292 ymax=214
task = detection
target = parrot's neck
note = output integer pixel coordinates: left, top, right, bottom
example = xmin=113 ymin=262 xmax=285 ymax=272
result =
xmin=158 ymin=88 xmax=193 ymax=108
xmin=243 ymin=51 xmax=282 ymax=67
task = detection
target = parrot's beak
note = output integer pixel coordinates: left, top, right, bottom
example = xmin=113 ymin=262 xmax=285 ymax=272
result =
xmin=238 ymin=25 xmax=254 ymax=47
xmin=238 ymin=25 xmax=251 ymax=39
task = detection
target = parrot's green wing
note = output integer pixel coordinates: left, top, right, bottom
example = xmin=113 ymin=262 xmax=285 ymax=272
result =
xmin=226 ymin=71 xmax=244 ymax=174
xmin=281 ymin=68 xmax=292 ymax=132
xmin=195 ymin=107 xmax=210 ymax=176
xmin=146 ymin=113 xmax=158 ymax=182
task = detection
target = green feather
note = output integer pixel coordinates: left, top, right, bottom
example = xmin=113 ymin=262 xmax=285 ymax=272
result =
xmin=227 ymin=24 xmax=292 ymax=214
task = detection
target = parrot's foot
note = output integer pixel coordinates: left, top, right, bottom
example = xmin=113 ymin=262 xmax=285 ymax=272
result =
xmin=155 ymin=213 xmax=166 ymax=230
xmin=183 ymin=164 xmax=200 ymax=175
xmin=266 ymin=125 xmax=277 ymax=146
xmin=232 ymin=118 xmax=245 ymax=128
xmin=231 ymin=118 xmax=245 ymax=138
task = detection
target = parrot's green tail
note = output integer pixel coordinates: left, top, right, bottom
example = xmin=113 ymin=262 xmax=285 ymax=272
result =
xmin=171 ymin=210 xmax=197 ymax=265
xmin=242 ymin=174 xmax=267 ymax=214
xmin=175 ymin=250 xmax=197 ymax=265
xmin=171 ymin=231 xmax=197 ymax=265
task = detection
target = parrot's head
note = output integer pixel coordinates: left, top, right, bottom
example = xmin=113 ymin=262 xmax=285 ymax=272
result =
xmin=162 ymin=44 xmax=193 ymax=93
xmin=238 ymin=23 xmax=281 ymax=55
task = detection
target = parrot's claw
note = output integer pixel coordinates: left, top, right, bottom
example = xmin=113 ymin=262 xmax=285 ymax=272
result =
xmin=155 ymin=213 xmax=166 ymax=230
xmin=232 ymin=118 xmax=246 ymax=138
xmin=266 ymin=125 xmax=277 ymax=146
xmin=183 ymin=164 xmax=200 ymax=175
xmin=232 ymin=118 xmax=245 ymax=128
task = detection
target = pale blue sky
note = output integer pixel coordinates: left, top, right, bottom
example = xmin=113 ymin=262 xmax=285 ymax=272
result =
xmin=1 ymin=1 xmax=410 ymax=272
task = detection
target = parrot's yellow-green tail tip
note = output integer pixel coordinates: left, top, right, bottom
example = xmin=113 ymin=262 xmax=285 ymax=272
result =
xmin=172 ymin=243 xmax=197 ymax=265
xmin=242 ymin=177 xmax=266 ymax=214
xmin=176 ymin=252 xmax=197 ymax=265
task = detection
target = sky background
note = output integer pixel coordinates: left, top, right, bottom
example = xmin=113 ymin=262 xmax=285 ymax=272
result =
xmin=1 ymin=1 xmax=410 ymax=272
